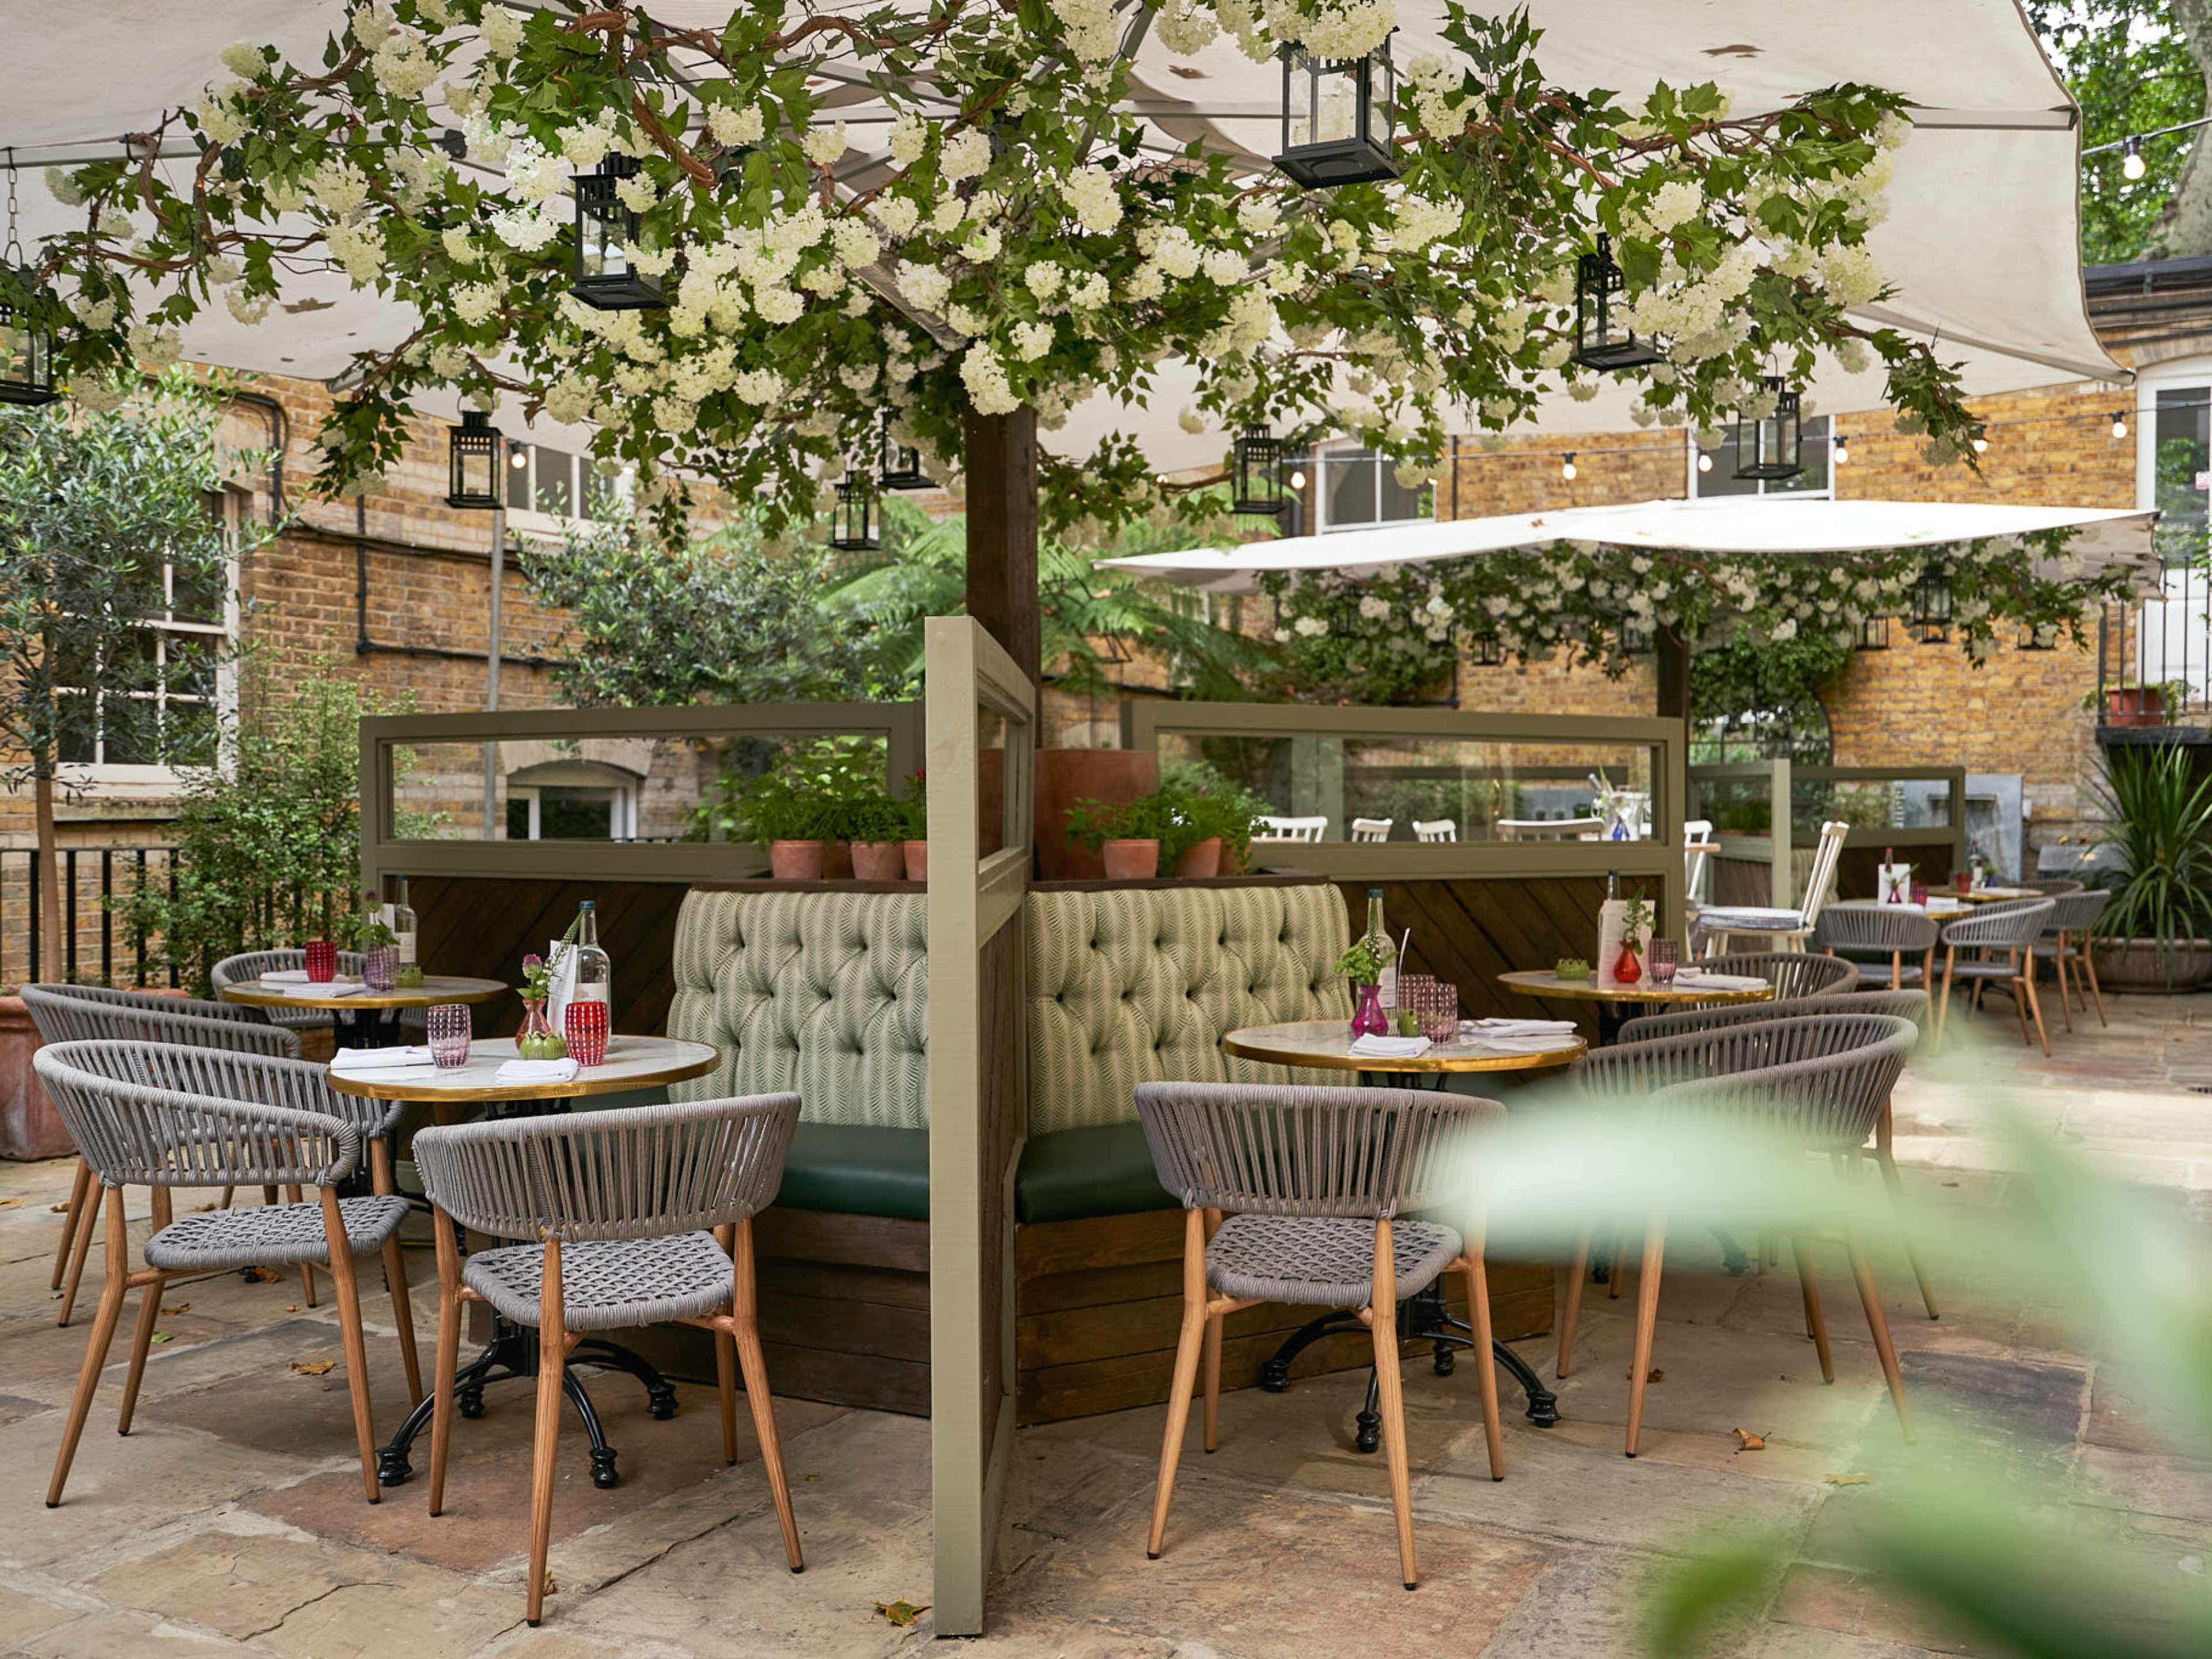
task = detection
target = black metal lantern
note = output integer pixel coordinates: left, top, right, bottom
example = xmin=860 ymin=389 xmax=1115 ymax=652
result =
xmin=1233 ymin=426 xmax=1287 ymax=517
xmin=1732 ymin=378 xmax=1804 ymax=482
xmin=0 ymin=168 xmax=58 ymax=408
xmin=829 ymin=475 xmax=878 ymax=551
xmin=1274 ymin=39 xmax=1398 ymax=188
xmin=1908 ymin=571 xmax=1952 ymax=644
xmin=1469 ymin=631 xmax=1504 ymax=668
xmin=878 ymin=414 xmax=933 ymax=491
xmin=1617 ymin=615 xmax=1652 ymax=656
xmin=446 ymin=410 xmax=503 ymax=509
xmin=1854 ymin=616 xmax=1892 ymax=652
xmin=1573 ymin=233 xmax=1665 ymax=372
xmin=571 ymin=155 xmax=665 ymax=310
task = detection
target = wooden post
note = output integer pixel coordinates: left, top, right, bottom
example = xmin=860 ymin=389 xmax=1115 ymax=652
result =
xmin=962 ymin=408 xmax=1041 ymax=690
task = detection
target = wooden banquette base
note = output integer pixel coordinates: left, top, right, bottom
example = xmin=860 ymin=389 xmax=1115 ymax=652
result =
xmin=623 ymin=1207 xmax=1555 ymax=1425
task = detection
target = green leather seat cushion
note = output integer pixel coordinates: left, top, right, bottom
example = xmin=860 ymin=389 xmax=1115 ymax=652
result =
xmin=1017 ymin=1122 xmax=1176 ymax=1224
xmin=774 ymin=1122 xmax=930 ymax=1221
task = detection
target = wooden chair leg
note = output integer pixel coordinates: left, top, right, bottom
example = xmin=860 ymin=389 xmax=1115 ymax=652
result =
xmin=2083 ymin=941 xmax=2108 ymax=1027
xmin=1934 ymin=948 xmax=1956 ymax=1046
xmin=1624 ymin=1217 xmax=1666 ymax=1459
xmin=714 ymin=1329 xmax=738 ymax=1465
xmin=51 ymin=1157 xmax=91 ymax=1291
xmin=526 ymin=1240 xmax=565 ymax=1627
xmin=218 ymin=1184 xmax=236 ymax=1210
xmin=319 ymin=1187 xmax=380 ymax=1505
xmin=1200 ymin=1313 xmax=1224 ymax=1454
xmin=2021 ymin=968 xmax=2051 ymax=1056
xmin=1461 ymin=1253 xmax=1504 ymax=1482
xmin=1790 ymin=1237 xmax=1834 ymax=1384
xmin=118 ymin=1190 xmax=174 ymax=1435
xmin=1845 ymin=1224 xmax=1915 ymax=1443
xmin=1147 ymin=1209 xmax=1208 ymax=1561
xmin=2052 ymin=935 xmax=2074 ymax=1034
xmin=427 ymin=1209 xmax=463 ymax=1518
xmin=1874 ymin=1118 xmax=1940 ymax=1320
xmin=730 ymin=1217 xmax=802 ymax=1572
xmin=1370 ymin=1218 xmax=1417 ymax=1589
xmin=371 ymin=1145 xmax=421 ymax=1407
xmin=56 ymin=1168 xmax=101 ymax=1328
xmin=1556 ymin=1230 xmax=1589 ymax=1378
xmin=48 ymin=1187 xmax=131 ymax=1507
xmin=291 ymin=1185 xmax=319 ymax=1308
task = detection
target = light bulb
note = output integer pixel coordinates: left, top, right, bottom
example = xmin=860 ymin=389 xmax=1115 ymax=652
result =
xmin=1560 ymin=453 xmax=1577 ymax=481
xmin=1289 ymin=469 xmax=1307 ymax=491
xmin=2123 ymin=136 xmax=2146 ymax=181
xmin=2112 ymin=412 xmax=2128 ymax=440
xmin=1834 ymin=435 xmax=1850 ymax=465
xmin=508 ymin=446 xmax=528 ymax=469
xmin=1972 ymin=433 xmax=1989 ymax=453
xmin=1696 ymin=450 xmax=1713 ymax=474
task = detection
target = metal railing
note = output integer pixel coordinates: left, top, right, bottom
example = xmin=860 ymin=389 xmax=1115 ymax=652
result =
xmin=0 ymin=845 xmax=181 ymax=989
xmin=2096 ymin=586 xmax=2211 ymax=736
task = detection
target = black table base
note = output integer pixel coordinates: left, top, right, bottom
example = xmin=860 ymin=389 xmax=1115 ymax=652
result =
xmin=1257 ymin=1282 xmax=1559 ymax=1445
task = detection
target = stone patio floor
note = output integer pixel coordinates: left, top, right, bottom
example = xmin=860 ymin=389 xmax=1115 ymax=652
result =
xmin=4 ymin=991 xmax=2211 ymax=1657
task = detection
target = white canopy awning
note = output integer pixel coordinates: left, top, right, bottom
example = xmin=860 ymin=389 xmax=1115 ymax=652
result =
xmin=1100 ymin=497 xmax=2160 ymax=593
xmin=0 ymin=2 xmax=2121 ymax=465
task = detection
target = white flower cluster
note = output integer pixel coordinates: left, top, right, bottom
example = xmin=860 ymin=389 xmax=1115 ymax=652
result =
xmin=1279 ymin=0 xmax=1396 ymax=60
xmin=1049 ymin=0 xmax=1124 ymax=61
xmin=1062 ymin=166 xmax=1123 ymax=237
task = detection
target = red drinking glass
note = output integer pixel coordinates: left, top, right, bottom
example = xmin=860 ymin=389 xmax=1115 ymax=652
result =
xmin=563 ymin=999 xmax=609 ymax=1067
xmin=1953 ymin=870 xmax=1973 ymax=896
xmin=304 ymin=940 xmax=336 ymax=983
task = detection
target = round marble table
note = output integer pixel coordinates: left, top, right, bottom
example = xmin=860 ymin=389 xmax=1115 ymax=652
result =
xmin=1222 ymin=1017 xmax=1584 ymax=1081
xmin=220 ymin=975 xmax=510 ymax=1049
xmin=1498 ymin=968 xmax=1774 ymax=1045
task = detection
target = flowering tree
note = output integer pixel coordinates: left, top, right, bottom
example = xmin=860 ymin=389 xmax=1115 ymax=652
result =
xmin=27 ymin=0 xmax=1976 ymax=544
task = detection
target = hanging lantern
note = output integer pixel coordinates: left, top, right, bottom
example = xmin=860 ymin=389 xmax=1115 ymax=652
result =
xmin=878 ymin=414 xmax=933 ymax=491
xmin=830 ymin=475 xmax=878 ymax=551
xmin=1274 ymin=39 xmax=1399 ymax=189
xmin=1233 ymin=426 xmax=1287 ymax=517
xmin=1469 ymin=631 xmax=1505 ymax=668
xmin=446 ymin=410 xmax=503 ymax=509
xmin=1573 ymin=233 xmax=1665 ymax=372
xmin=1731 ymin=378 xmax=1804 ymax=482
xmin=0 ymin=166 xmax=58 ymax=408
xmin=571 ymin=156 xmax=665 ymax=310
xmin=1617 ymin=616 xmax=1652 ymax=656
xmin=1854 ymin=616 xmax=1891 ymax=652
xmin=1908 ymin=571 xmax=1952 ymax=644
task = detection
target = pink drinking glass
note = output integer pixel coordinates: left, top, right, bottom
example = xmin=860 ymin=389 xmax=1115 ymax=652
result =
xmin=1647 ymin=938 xmax=1679 ymax=987
xmin=1418 ymin=982 xmax=1459 ymax=1044
xmin=563 ymin=999 xmax=609 ymax=1067
xmin=427 ymin=1003 xmax=471 ymax=1070
xmin=304 ymin=940 xmax=336 ymax=983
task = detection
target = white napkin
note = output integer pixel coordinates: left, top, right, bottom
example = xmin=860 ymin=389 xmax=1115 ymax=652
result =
xmin=261 ymin=968 xmax=312 ymax=984
xmin=1692 ymin=907 xmax=1804 ymax=930
xmin=495 ymin=1058 xmax=580 ymax=1085
xmin=296 ymin=980 xmax=367 ymax=997
xmin=1673 ymin=969 xmax=1770 ymax=991
xmin=1348 ymin=1033 xmax=1432 ymax=1059
xmin=329 ymin=1046 xmax=435 ymax=1074
xmin=1465 ymin=1033 xmax=1581 ymax=1054
xmin=1463 ymin=1018 xmax=1579 ymax=1037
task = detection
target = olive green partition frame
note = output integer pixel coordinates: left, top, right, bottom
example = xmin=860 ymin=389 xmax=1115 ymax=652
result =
xmin=357 ymin=700 xmax=923 ymax=891
xmin=1688 ymin=759 xmax=1793 ymax=910
xmin=925 ymin=618 xmax=1036 ymax=1637
xmin=1124 ymin=701 xmax=1688 ymax=941
xmin=1689 ymin=761 xmax=1967 ymax=908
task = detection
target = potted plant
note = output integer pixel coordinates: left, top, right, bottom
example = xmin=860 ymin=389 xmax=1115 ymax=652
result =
xmin=734 ymin=763 xmax=836 ymax=880
xmin=2087 ymin=747 xmax=2212 ymax=991
xmin=1334 ymin=937 xmax=1393 ymax=1039
xmin=834 ymin=782 xmax=914 ymax=882
xmin=1035 ymin=748 xmax=1158 ymax=880
xmin=1067 ymin=793 xmax=1173 ymax=881
xmin=2089 ymin=679 xmax=2188 ymax=729
xmin=1158 ymin=762 xmax=1269 ymax=877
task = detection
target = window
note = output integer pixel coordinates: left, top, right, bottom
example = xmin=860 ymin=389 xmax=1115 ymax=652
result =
xmin=1689 ymin=415 xmax=1833 ymax=499
xmin=502 ymin=760 xmax=638 ymax=840
xmin=505 ymin=444 xmax=627 ymax=525
xmin=1315 ymin=445 xmax=1434 ymax=532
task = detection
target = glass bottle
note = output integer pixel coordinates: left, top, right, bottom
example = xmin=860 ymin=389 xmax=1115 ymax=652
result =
xmin=392 ymin=878 xmax=421 ymax=986
xmin=1363 ymin=888 xmax=1397 ymax=1013
xmin=570 ymin=900 xmax=611 ymax=1009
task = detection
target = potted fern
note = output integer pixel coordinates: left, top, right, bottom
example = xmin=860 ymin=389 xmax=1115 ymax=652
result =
xmin=734 ymin=765 xmax=836 ymax=880
xmin=2088 ymin=747 xmax=2212 ymax=991
xmin=1066 ymin=793 xmax=1173 ymax=881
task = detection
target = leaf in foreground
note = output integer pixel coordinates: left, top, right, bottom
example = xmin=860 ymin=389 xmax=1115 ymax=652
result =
xmin=289 ymin=1359 xmax=335 ymax=1377
xmin=874 ymin=1600 xmax=930 ymax=1628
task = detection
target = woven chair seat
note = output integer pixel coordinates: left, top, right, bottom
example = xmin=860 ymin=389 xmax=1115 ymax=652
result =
xmin=1205 ymin=1213 xmax=1462 ymax=1309
xmin=144 ymin=1195 xmax=408 ymax=1271
xmin=463 ymin=1232 xmax=734 ymax=1333
xmin=1851 ymin=960 xmax=1926 ymax=986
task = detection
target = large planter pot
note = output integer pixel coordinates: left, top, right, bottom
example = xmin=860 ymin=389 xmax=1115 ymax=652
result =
xmin=2105 ymin=688 xmax=2169 ymax=729
xmin=1102 ymin=839 xmax=1162 ymax=881
xmin=1172 ymin=836 xmax=1224 ymax=878
xmin=768 ymin=839 xmax=827 ymax=881
xmin=0 ymin=995 xmax=70 ymax=1161
xmin=2090 ymin=936 xmax=2212 ymax=993
xmin=851 ymin=840 xmax=905 ymax=881
xmin=1035 ymin=748 xmax=1157 ymax=881
xmin=903 ymin=839 xmax=929 ymax=882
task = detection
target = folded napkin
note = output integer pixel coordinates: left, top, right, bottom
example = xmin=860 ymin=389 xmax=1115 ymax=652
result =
xmin=1463 ymin=1017 xmax=1579 ymax=1037
xmin=261 ymin=968 xmax=312 ymax=984
xmin=1348 ymin=1033 xmax=1432 ymax=1059
xmin=1673 ymin=969 xmax=1770 ymax=991
xmin=1692 ymin=906 xmax=1804 ymax=930
xmin=1465 ymin=1033 xmax=1581 ymax=1054
xmin=495 ymin=1058 xmax=579 ymax=1085
xmin=308 ymin=982 xmax=367 ymax=998
xmin=329 ymin=1046 xmax=434 ymax=1074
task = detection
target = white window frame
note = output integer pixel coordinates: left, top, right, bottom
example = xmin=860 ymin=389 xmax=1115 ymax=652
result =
xmin=1684 ymin=416 xmax=1836 ymax=501
xmin=2128 ymin=357 xmax=2212 ymax=702
xmin=505 ymin=783 xmax=636 ymax=842
xmin=503 ymin=441 xmax=631 ymax=539
xmin=58 ymin=486 xmax=243 ymax=791
xmin=1313 ymin=442 xmax=1435 ymax=534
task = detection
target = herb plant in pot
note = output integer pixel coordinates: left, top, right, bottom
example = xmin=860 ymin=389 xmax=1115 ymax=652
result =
xmin=1334 ymin=937 xmax=1393 ymax=1039
xmin=2088 ymin=747 xmax=2212 ymax=991
xmin=737 ymin=763 xmax=836 ymax=880
xmin=1158 ymin=763 xmax=1269 ymax=878
xmin=1066 ymin=793 xmax=1171 ymax=881
xmin=834 ymin=783 xmax=914 ymax=882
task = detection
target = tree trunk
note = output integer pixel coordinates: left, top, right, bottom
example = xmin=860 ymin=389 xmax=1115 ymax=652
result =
xmin=2153 ymin=0 xmax=2212 ymax=257
xmin=33 ymin=770 xmax=62 ymax=984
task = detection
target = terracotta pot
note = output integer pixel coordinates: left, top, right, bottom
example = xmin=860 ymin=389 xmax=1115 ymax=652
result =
xmin=1035 ymin=748 xmax=1158 ymax=880
xmin=768 ymin=839 xmax=827 ymax=881
xmin=903 ymin=839 xmax=929 ymax=882
xmin=1172 ymin=836 xmax=1224 ymax=878
xmin=0 ymin=995 xmax=70 ymax=1161
xmin=2090 ymin=936 xmax=2212 ymax=992
xmin=851 ymin=840 xmax=906 ymax=881
xmin=2105 ymin=687 xmax=2168 ymax=729
xmin=824 ymin=840 xmax=856 ymax=881
xmin=1102 ymin=839 xmax=1161 ymax=881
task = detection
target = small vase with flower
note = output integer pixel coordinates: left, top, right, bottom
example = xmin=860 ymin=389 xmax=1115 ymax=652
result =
xmin=516 ymin=950 xmax=569 ymax=1061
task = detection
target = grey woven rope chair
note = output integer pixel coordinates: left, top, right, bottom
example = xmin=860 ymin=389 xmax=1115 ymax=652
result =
xmin=1560 ymin=1014 xmax=1922 ymax=1456
xmin=411 ymin=1093 xmax=803 ymax=1628
xmin=1813 ymin=906 xmax=1941 ymax=991
xmin=2024 ymin=878 xmax=2085 ymax=896
xmin=214 ymin=949 xmax=366 ymax=1032
xmin=1616 ymin=992 xmax=1940 ymax=1320
xmin=22 ymin=983 xmax=306 ymax=1327
xmin=2033 ymin=889 xmax=2112 ymax=1033
xmin=31 ymin=1040 xmax=422 ymax=1509
xmin=1933 ymin=898 xmax=2057 ymax=1051
xmin=1696 ymin=950 xmax=1859 ymax=1001
xmin=1134 ymin=1080 xmax=1505 ymax=1592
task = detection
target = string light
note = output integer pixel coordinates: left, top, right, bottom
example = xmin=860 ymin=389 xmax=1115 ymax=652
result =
xmin=1289 ymin=468 xmax=1308 ymax=490
xmin=1560 ymin=452 xmax=1577 ymax=480
xmin=508 ymin=446 xmax=528 ymax=469
xmin=1833 ymin=433 xmax=1850 ymax=465
xmin=2112 ymin=411 xmax=2128 ymax=440
xmin=1971 ymin=430 xmax=1989 ymax=454
xmin=1695 ymin=449 xmax=1713 ymax=474
xmin=2123 ymin=136 xmax=2147 ymax=181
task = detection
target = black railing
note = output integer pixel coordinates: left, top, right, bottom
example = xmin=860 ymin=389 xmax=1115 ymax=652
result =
xmin=2096 ymin=586 xmax=2211 ymax=737
xmin=1 ymin=845 xmax=181 ymax=989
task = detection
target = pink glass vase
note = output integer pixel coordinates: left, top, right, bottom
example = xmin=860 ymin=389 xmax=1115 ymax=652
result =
xmin=1612 ymin=942 xmax=1642 ymax=985
xmin=1350 ymin=983 xmax=1389 ymax=1040
xmin=516 ymin=998 xmax=566 ymax=1061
